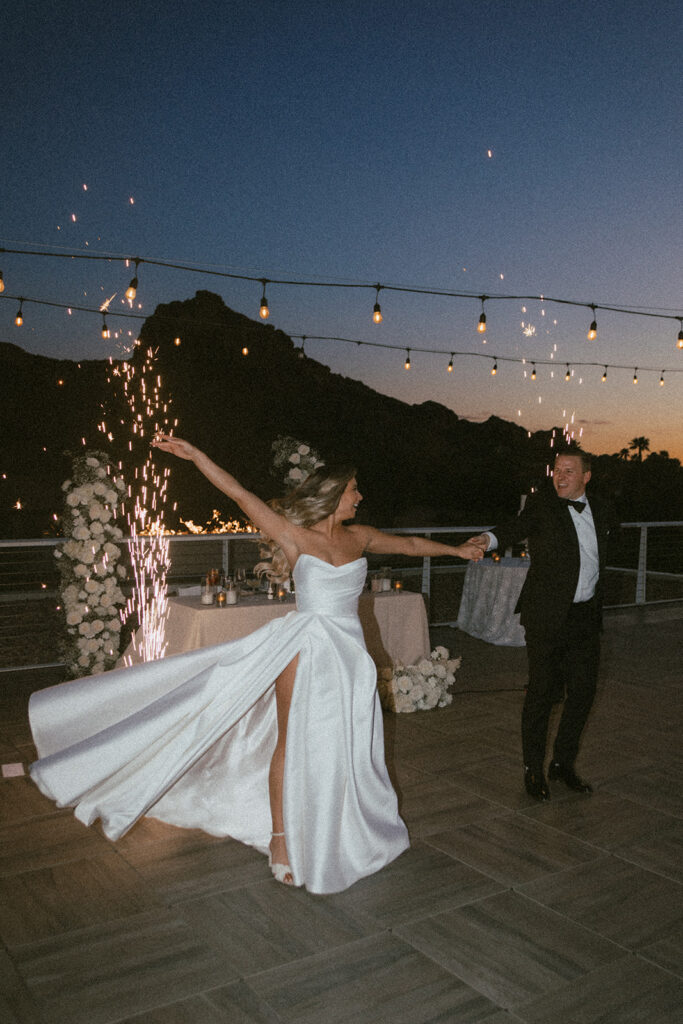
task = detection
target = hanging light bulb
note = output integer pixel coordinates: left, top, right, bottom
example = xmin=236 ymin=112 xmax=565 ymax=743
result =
xmin=101 ymin=316 xmax=110 ymax=340
xmin=565 ymin=364 xmax=571 ymax=381
xmin=587 ymin=305 xmax=597 ymax=340
xmin=404 ymin=348 xmax=411 ymax=369
xmin=633 ymin=368 xmax=638 ymax=384
xmin=297 ymin=336 xmax=306 ymax=359
xmin=174 ymin=336 xmax=182 ymax=346
xmin=677 ymin=321 xmax=683 ymax=349
xmin=15 ymin=299 xmax=24 ymax=326
xmin=259 ymin=279 xmax=270 ymax=319
xmin=659 ymin=371 xmax=665 ymax=386
xmin=477 ymin=296 xmax=487 ymax=333
xmin=531 ymin=363 xmax=536 ymax=380
xmin=491 ymin=359 xmax=497 ymax=376
xmin=447 ymin=354 xmax=454 ymax=373
xmin=125 ymin=260 xmax=139 ymax=301
xmin=601 ymin=366 xmax=607 ymax=382
xmin=372 ymin=285 xmax=383 ymax=324
xmin=0 ymin=270 xmax=5 ymax=293
xmin=241 ymin=344 xmax=249 ymax=356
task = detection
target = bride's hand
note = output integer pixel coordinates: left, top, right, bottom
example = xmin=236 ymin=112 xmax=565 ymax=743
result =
xmin=152 ymin=434 xmax=197 ymax=461
xmin=456 ymin=541 xmax=485 ymax=561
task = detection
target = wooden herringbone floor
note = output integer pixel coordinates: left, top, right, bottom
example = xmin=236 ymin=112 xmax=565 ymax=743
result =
xmin=1 ymin=608 xmax=681 ymax=1023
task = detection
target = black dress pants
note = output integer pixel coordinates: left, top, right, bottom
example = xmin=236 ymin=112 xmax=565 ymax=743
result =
xmin=522 ymin=599 xmax=601 ymax=770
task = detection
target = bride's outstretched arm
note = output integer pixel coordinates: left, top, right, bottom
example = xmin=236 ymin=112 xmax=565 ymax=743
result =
xmin=152 ymin=435 xmax=294 ymax=548
xmin=350 ymin=525 xmax=484 ymax=561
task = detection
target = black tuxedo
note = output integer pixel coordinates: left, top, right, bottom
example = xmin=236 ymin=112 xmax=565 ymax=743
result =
xmin=492 ymin=488 xmax=616 ymax=770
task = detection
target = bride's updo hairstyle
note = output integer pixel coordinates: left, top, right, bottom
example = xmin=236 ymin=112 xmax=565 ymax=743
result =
xmin=255 ymin=462 xmax=357 ymax=580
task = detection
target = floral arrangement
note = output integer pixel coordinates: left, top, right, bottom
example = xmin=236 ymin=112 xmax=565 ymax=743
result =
xmin=377 ymin=646 xmax=462 ymax=713
xmin=54 ymin=451 xmax=127 ymax=677
xmin=271 ymin=435 xmax=324 ymax=488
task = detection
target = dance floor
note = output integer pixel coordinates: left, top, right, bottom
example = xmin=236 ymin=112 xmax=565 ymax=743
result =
xmin=1 ymin=606 xmax=681 ymax=1024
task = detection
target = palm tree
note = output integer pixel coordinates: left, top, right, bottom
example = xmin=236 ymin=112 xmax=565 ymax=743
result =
xmin=617 ymin=447 xmax=631 ymax=461
xmin=628 ymin=436 xmax=650 ymax=461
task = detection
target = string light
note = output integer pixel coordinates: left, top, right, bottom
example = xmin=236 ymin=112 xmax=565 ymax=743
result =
xmin=587 ymin=305 xmax=597 ymax=341
xmin=659 ymin=371 xmax=665 ymax=386
xmin=565 ymin=364 xmax=571 ymax=381
xmin=241 ymin=344 xmax=249 ymax=356
xmin=259 ymin=279 xmax=269 ymax=320
xmin=101 ymin=315 xmax=110 ymax=340
xmin=491 ymin=359 xmax=497 ymax=376
xmin=174 ymin=336 xmax=181 ymax=346
xmin=678 ymin=321 xmax=683 ymax=349
xmin=602 ymin=366 xmax=607 ymax=382
xmin=633 ymin=368 xmax=638 ymax=384
xmin=372 ymin=285 xmax=383 ymax=324
xmin=125 ymin=259 xmax=140 ymax=302
xmin=297 ymin=336 xmax=306 ymax=359
xmin=477 ymin=295 xmax=487 ymax=333
xmin=531 ymin=363 xmax=536 ymax=380
xmin=15 ymin=299 xmax=23 ymax=326
xmin=404 ymin=348 xmax=411 ymax=369
xmin=0 ymin=270 xmax=4 ymax=293
xmin=447 ymin=354 xmax=454 ymax=373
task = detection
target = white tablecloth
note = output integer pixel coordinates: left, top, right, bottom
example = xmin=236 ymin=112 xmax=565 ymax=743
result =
xmin=122 ymin=589 xmax=430 ymax=669
xmin=456 ymin=557 xmax=528 ymax=646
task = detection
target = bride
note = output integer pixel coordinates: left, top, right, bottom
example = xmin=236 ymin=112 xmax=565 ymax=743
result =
xmin=29 ymin=438 xmax=483 ymax=894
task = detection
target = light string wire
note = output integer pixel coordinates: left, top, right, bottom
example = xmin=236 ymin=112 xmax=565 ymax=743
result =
xmin=1 ymin=290 xmax=680 ymax=378
xmin=1 ymin=242 xmax=682 ymax=326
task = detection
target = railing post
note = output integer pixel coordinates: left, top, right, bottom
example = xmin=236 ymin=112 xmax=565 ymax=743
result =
xmin=635 ymin=525 xmax=648 ymax=605
xmin=421 ymin=533 xmax=431 ymax=619
xmin=222 ymin=538 xmax=231 ymax=578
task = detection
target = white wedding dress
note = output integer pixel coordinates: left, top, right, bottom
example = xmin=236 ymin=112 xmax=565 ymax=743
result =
xmin=29 ymin=554 xmax=410 ymax=894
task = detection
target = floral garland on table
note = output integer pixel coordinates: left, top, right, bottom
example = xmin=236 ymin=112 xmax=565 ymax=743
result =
xmin=377 ymin=646 xmax=462 ymax=713
xmin=54 ymin=451 xmax=127 ymax=677
xmin=271 ymin=435 xmax=324 ymax=488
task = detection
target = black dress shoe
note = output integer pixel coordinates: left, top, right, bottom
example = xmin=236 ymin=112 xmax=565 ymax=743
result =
xmin=524 ymin=766 xmax=550 ymax=801
xmin=548 ymin=761 xmax=593 ymax=793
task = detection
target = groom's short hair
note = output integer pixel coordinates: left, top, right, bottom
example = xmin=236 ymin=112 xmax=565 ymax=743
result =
xmin=555 ymin=449 xmax=591 ymax=473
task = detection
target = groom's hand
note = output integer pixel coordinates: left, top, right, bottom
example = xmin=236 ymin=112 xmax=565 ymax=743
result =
xmin=468 ymin=534 xmax=490 ymax=551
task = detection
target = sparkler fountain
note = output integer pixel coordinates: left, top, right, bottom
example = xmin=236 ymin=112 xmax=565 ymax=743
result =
xmin=101 ymin=342 xmax=177 ymax=665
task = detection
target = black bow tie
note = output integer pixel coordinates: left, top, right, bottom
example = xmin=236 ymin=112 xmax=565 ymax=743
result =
xmin=562 ymin=499 xmax=586 ymax=513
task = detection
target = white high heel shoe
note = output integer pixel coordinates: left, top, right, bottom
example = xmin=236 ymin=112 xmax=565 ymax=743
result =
xmin=269 ymin=831 xmax=295 ymax=886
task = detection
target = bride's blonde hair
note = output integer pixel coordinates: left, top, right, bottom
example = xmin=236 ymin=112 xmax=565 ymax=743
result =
xmin=255 ymin=462 xmax=357 ymax=581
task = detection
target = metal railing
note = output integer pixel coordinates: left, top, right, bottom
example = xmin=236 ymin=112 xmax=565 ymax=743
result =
xmin=1 ymin=522 xmax=681 ymax=672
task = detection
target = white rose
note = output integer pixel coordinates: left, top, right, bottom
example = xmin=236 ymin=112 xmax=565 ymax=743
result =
xmin=115 ymin=478 xmax=126 ymax=491
xmin=73 ymin=526 xmax=90 ymax=541
xmin=288 ymin=467 xmax=304 ymax=481
xmin=298 ymin=445 xmax=310 ymax=455
xmin=84 ymin=579 xmax=100 ymax=593
xmin=93 ymin=482 xmax=107 ymax=496
xmin=105 ymin=490 xmax=117 ymax=504
xmin=431 ymin=646 xmax=449 ymax=660
xmin=108 ymin=618 xmax=122 ymax=631
xmin=289 ymin=453 xmax=301 ymax=464
xmin=62 ymin=479 xmax=72 ymax=491
xmin=90 ymin=521 xmax=104 ymax=535
xmin=434 ymin=664 xmax=447 ymax=679
xmin=97 ymin=468 xmax=106 ymax=478
xmin=74 ymin=564 xmax=89 ymax=577
xmin=417 ymin=659 xmax=433 ymax=675
xmin=396 ymin=674 xmax=412 ymax=693
xmin=439 ymin=693 xmax=454 ymax=707
xmin=86 ymin=457 xmax=100 ymax=467
xmin=117 ymin=565 xmax=127 ymax=578
xmin=66 ymin=610 xmax=83 ymax=625
xmin=395 ymin=694 xmax=416 ymax=713
xmin=410 ymin=684 xmax=425 ymax=702
xmin=111 ymin=527 xmax=124 ymax=540
xmin=54 ymin=549 xmax=63 ymax=558
xmin=91 ymin=619 xmax=105 ymax=634
xmin=66 ymin=492 xmax=80 ymax=507
xmin=78 ymin=654 xmax=90 ymax=667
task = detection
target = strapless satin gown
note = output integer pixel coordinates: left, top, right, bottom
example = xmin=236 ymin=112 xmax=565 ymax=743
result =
xmin=29 ymin=554 xmax=409 ymax=894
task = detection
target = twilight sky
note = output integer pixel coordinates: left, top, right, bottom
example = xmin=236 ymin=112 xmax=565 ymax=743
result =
xmin=2 ymin=0 xmax=682 ymax=458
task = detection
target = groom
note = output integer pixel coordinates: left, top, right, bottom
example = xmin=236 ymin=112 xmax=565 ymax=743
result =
xmin=470 ymin=451 xmax=617 ymax=801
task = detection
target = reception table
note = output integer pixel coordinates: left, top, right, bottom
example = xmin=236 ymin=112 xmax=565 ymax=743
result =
xmin=122 ymin=588 xmax=430 ymax=669
xmin=456 ymin=557 xmax=528 ymax=646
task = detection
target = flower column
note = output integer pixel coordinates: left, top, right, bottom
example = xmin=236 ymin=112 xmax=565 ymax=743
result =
xmin=55 ymin=451 xmax=127 ymax=677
